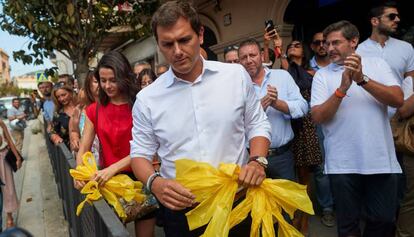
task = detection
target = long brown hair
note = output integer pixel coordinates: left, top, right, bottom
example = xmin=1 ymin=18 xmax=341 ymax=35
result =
xmin=83 ymin=70 xmax=97 ymax=106
xmin=94 ymin=51 xmax=138 ymax=108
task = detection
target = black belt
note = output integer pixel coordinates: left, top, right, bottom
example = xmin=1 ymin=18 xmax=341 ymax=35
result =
xmin=268 ymin=141 xmax=292 ymax=156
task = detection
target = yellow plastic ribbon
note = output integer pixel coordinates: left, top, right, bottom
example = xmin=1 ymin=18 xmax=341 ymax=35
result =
xmin=175 ymin=159 xmax=314 ymax=237
xmin=69 ymin=152 xmax=145 ymax=221
xmin=176 ymin=159 xmax=239 ymax=237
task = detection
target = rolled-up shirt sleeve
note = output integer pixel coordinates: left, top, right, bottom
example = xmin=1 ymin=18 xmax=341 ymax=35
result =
xmin=284 ymin=74 xmax=309 ymax=119
xmin=242 ymin=69 xmax=272 ymax=142
xmin=130 ymin=94 xmax=159 ymax=161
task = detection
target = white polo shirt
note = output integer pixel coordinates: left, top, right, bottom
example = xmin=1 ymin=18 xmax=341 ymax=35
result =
xmin=357 ymin=37 xmax=414 ymax=117
xmin=130 ymin=59 xmax=271 ymax=179
xmin=311 ymin=57 xmax=402 ymax=174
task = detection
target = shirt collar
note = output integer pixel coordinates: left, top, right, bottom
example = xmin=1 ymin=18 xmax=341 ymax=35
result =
xmin=310 ymin=56 xmax=319 ymax=70
xmin=164 ymin=57 xmax=219 ymax=88
xmin=367 ymin=37 xmax=391 ymax=47
xmin=329 ymin=63 xmax=344 ymax=72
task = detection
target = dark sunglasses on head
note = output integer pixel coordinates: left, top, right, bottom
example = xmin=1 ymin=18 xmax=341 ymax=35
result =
xmin=287 ymin=42 xmax=302 ymax=49
xmin=312 ymin=40 xmax=326 ymax=46
xmin=382 ymin=13 xmax=400 ymax=21
xmin=53 ymin=81 xmax=66 ymax=89
xmin=224 ymin=45 xmax=239 ymax=54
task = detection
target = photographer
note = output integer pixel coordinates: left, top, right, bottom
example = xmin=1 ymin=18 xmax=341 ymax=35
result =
xmin=7 ymin=98 xmax=27 ymax=153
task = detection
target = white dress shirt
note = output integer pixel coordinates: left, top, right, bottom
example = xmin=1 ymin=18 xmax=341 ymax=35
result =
xmin=130 ymin=59 xmax=271 ymax=179
xmin=253 ymin=68 xmax=308 ymax=148
xmin=311 ymin=57 xmax=402 ymax=174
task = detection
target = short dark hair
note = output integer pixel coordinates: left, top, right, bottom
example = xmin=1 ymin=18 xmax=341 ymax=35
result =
xmin=223 ymin=45 xmax=239 ymax=58
xmin=238 ymin=38 xmax=261 ymax=52
xmin=12 ymin=98 xmax=19 ymax=103
xmin=151 ymin=1 xmax=201 ymax=42
xmin=369 ymin=1 xmax=398 ymax=19
xmin=58 ymin=74 xmax=74 ymax=85
xmin=94 ymin=51 xmax=138 ymax=108
xmin=323 ymin=20 xmax=360 ymax=41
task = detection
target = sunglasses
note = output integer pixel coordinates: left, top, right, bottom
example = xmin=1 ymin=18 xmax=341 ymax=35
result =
xmin=287 ymin=42 xmax=302 ymax=49
xmin=53 ymin=81 xmax=66 ymax=89
xmin=312 ymin=40 xmax=326 ymax=46
xmin=382 ymin=13 xmax=400 ymax=21
xmin=224 ymin=45 xmax=239 ymax=54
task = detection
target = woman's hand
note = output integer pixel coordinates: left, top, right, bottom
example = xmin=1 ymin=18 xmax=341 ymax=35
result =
xmin=70 ymin=135 xmax=80 ymax=152
xmin=93 ymin=166 xmax=117 ymax=186
xmin=16 ymin=157 xmax=23 ymax=170
xmin=74 ymin=179 xmax=87 ymax=190
xmin=51 ymin=134 xmax=63 ymax=145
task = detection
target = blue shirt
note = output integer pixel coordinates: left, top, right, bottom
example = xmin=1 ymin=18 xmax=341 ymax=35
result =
xmin=130 ymin=59 xmax=271 ymax=179
xmin=253 ymin=68 xmax=308 ymax=148
xmin=43 ymin=99 xmax=55 ymax=122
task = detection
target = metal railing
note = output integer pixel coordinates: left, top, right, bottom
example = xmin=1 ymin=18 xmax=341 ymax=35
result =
xmin=43 ymin=121 xmax=131 ymax=237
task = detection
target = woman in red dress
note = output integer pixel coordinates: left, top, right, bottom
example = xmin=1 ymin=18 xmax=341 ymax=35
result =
xmin=74 ymin=51 xmax=155 ymax=237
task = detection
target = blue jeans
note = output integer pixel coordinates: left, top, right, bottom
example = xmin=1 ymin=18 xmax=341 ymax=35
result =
xmin=315 ymin=125 xmax=334 ymax=212
xmin=266 ymin=149 xmax=295 ymax=181
xmin=330 ymin=174 xmax=398 ymax=237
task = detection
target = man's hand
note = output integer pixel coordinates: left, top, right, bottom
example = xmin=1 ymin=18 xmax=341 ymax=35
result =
xmin=93 ymin=166 xmax=117 ymax=186
xmin=151 ymin=178 xmax=195 ymax=211
xmin=344 ymin=53 xmax=363 ymax=84
xmin=238 ymin=161 xmax=266 ymax=187
xmin=261 ymin=95 xmax=272 ymax=110
xmin=267 ymin=85 xmax=278 ymax=107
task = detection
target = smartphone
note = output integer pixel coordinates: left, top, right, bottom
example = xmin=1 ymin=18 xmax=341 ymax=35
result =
xmin=265 ymin=19 xmax=275 ymax=33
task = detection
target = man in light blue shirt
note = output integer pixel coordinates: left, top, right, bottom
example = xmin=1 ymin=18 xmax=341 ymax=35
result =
xmin=239 ymin=38 xmax=308 ymax=181
xmin=37 ymin=81 xmax=54 ymax=122
xmin=130 ymin=2 xmax=271 ymax=236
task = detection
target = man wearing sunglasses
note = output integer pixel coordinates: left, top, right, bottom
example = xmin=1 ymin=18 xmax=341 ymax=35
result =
xmin=223 ymin=45 xmax=239 ymax=64
xmin=310 ymin=32 xmax=330 ymax=71
xmin=357 ymin=3 xmax=414 ymax=236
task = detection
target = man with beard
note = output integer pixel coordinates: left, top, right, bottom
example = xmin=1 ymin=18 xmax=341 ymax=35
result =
xmin=238 ymin=38 xmax=308 ymax=182
xmin=310 ymin=32 xmax=330 ymax=71
xmin=311 ymin=20 xmax=403 ymax=237
xmin=356 ymin=2 xmax=414 ymax=236
xmin=37 ymin=80 xmax=54 ymax=122
xmin=357 ymin=1 xmax=414 ymax=118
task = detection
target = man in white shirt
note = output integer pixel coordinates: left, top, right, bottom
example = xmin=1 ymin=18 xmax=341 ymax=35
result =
xmin=7 ymin=98 xmax=27 ymax=152
xmin=356 ymin=3 xmax=414 ymax=236
xmin=130 ymin=1 xmax=271 ymax=236
xmin=311 ymin=20 xmax=403 ymax=237
xmin=238 ymin=38 xmax=308 ymax=181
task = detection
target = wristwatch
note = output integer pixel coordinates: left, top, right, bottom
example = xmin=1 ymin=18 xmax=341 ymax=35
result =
xmin=357 ymin=74 xmax=370 ymax=86
xmin=249 ymin=156 xmax=268 ymax=169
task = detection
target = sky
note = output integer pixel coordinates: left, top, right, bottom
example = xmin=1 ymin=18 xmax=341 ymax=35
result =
xmin=0 ymin=6 xmax=54 ymax=78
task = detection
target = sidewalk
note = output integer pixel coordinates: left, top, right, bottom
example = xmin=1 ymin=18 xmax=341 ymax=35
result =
xmin=3 ymin=121 xmax=69 ymax=236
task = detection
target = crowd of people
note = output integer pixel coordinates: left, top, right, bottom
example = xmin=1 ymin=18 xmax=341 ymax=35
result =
xmin=2 ymin=1 xmax=413 ymax=237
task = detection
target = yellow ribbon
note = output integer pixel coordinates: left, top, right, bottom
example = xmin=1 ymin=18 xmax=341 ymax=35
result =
xmin=69 ymin=152 xmax=145 ymax=221
xmin=175 ymin=159 xmax=314 ymax=237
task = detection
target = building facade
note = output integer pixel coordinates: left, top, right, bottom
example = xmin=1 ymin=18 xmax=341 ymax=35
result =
xmin=0 ymin=48 xmax=11 ymax=84
xmin=12 ymin=71 xmax=38 ymax=89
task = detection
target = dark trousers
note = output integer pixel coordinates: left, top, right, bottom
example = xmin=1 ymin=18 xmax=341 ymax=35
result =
xmin=161 ymin=205 xmax=252 ymax=237
xmin=330 ymin=174 xmax=398 ymax=237
xmin=266 ymin=150 xmax=296 ymax=181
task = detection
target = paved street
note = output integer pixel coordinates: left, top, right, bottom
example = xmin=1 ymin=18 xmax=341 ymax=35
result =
xmin=6 ymin=120 xmax=337 ymax=237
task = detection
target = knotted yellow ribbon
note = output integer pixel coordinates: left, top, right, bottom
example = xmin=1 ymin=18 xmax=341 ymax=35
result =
xmin=69 ymin=152 xmax=145 ymax=221
xmin=175 ymin=159 xmax=314 ymax=237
